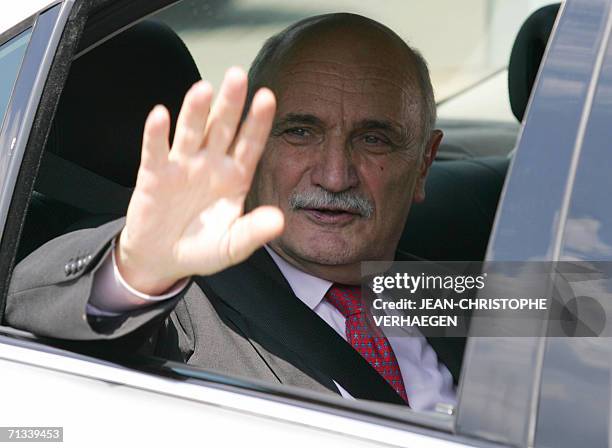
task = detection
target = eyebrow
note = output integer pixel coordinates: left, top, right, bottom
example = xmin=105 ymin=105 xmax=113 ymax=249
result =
xmin=356 ymin=119 xmax=402 ymax=134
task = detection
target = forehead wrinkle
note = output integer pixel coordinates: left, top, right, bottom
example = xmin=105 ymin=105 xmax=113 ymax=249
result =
xmin=281 ymin=59 xmax=411 ymax=80
xmin=284 ymin=93 xmax=343 ymax=107
xmin=277 ymin=60 xmax=418 ymax=96
xmin=278 ymin=74 xmax=415 ymax=98
xmin=280 ymin=61 xmax=414 ymax=87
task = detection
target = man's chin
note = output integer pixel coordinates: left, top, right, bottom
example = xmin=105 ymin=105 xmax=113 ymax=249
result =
xmin=280 ymin=235 xmax=362 ymax=266
xmin=276 ymin=211 xmax=371 ymax=264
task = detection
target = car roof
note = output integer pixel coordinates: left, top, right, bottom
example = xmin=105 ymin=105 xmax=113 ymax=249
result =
xmin=1 ymin=0 xmax=58 ymax=35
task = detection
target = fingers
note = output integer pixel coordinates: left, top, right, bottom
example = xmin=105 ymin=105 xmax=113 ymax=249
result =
xmin=172 ymin=80 xmax=213 ymax=156
xmin=141 ymin=105 xmax=171 ymax=169
xmin=233 ymin=87 xmax=276 ymax=180
xmin=203 ymin=67 xmax=248 ymax=154
xmin=225 ymin=206 xmax=284 ymax=264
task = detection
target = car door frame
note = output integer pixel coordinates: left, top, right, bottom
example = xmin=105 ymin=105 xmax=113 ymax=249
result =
xmin=0 ymin=0 xmax=75 ymax=313
xmin=529 ymin=0 xmax=612 ymax=446
xmin=0 ymin=0 xmax=184 ymax=328
xmin=457 ymin=0 xmax=612 ymax=447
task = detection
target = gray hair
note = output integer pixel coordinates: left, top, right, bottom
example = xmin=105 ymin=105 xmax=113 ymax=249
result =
xmin=246 ymin=13 xmax=437 ymax=148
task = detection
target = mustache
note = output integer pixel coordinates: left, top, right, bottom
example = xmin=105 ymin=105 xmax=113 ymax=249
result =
xmin=289 ymin=188 xmax=374 ymax=218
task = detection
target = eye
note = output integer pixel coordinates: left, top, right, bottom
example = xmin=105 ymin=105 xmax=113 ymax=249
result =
xmin=363 ymin=134 xmax=384 ymax=145
xmin=355 ymin=133 xmax=393 ymax=153
xmin=281 ymin=127 xmax=318 ymax=145
xmin=285 ymin=127 xmax=310 ymax=138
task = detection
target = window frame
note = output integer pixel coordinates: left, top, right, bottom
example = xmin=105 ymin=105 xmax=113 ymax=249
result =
xmin=0 ymin=14 xmax=36 ymax=48
xmin=457 ymin=1 xmax=612 ymax=447
xmin=530 ymin=0 xmax=612 ymax=446
xmin=0 ymin=0 xmax=72 ymax=312
xmin=1 ymin=327 xmax=476 ymax=447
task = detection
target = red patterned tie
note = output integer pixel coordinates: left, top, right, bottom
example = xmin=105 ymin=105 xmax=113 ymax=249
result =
xmin=324 ymin=283 xmax=409 ymax=404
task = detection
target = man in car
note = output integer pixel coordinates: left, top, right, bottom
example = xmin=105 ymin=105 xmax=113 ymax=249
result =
xmin=6 ymin=13 xmax=458 ymax=410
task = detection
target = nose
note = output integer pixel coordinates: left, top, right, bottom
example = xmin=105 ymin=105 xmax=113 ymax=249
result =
xmin=310 ymin=137 xmax=359 ymax=193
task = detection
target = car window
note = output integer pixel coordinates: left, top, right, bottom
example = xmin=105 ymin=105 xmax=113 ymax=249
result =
xmin=0 ymin=29 xmax=32 ymax=130
xmin=2 ymin=0 xmax=568 ymax=446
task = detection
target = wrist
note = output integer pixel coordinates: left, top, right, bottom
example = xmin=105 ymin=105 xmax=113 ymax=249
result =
xmin=115 ymin=229 xmax=182 ymax=295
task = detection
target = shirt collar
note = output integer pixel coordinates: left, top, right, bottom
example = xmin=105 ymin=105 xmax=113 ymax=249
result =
xmin=264 ymin=245 xmax=332 ymax=311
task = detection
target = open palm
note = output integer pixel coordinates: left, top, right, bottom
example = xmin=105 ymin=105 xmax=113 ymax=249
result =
xmin=116 ymin=68 xmax=284 ymax=294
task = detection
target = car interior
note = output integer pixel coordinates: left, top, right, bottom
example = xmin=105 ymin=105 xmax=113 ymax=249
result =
xmin=0 ymin=3 xmax=561 ymax=407
xmin=14 ymin=3 xmax=561 ymax=267
xmin=399 ymin=2 xmax=559 ymax=262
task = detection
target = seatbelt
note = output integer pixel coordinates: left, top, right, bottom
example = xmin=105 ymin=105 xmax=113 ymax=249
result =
xmin=35 ymin=152 xmax=132 ymax=215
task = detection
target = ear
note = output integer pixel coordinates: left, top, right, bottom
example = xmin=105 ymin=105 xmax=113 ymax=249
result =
xmin=412 ymin=129 xmax=443 ymax=204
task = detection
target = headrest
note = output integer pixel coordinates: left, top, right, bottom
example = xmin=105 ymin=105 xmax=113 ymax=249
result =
xmin=508 ymin=3 xmax=560 ymax=122
xmin=46 ymin=21 xmax=201 ymax=187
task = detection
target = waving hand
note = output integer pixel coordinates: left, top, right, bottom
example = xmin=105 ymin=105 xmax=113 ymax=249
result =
xmin=116 ymin=67 xmax=284 ymax=294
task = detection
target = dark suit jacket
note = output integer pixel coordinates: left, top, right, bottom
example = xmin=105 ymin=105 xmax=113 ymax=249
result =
xmin=5 ymin=218 xmax=465 ymax=405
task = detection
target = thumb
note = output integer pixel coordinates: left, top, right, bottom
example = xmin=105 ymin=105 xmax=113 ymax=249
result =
xmin=226 ymin=206 xmax=284 ymax=264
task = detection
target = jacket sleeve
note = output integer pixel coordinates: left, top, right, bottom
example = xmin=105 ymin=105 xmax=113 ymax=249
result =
xmin=4 ymin=217 xmax=184 ymax=343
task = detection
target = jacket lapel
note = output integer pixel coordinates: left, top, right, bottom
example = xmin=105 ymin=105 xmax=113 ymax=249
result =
xmin=196 ymin=249 xmax=406 ymax=405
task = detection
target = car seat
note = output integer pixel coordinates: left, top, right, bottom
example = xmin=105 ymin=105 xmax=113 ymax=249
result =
xmin=17 ymin=20 xmax=201 ymax=262
xmin=399 ymin=3 xmax=560 ymax=261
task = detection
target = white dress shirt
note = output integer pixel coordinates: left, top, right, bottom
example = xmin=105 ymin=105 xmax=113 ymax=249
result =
xmin=88 ymin=242 xmax=457 ymax=411
xmin=262 ymin=247 xmax=456 ymax=411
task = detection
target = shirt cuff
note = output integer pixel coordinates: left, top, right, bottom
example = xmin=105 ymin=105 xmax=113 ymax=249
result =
xmin=87 ymin=237 xmax=190 ymax=315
